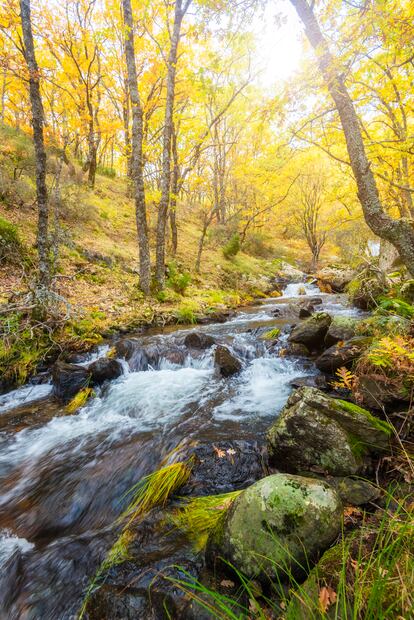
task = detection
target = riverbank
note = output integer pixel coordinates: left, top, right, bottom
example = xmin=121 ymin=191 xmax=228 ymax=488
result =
xmin=0 ymin=279 xmax=412 ymax=619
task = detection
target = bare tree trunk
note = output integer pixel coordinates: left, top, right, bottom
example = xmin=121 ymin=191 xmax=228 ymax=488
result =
xmin=122 ymin=0 xmax=151 ymax=294
xmin=169 ymin=126 xmax=179 ymax=257
xmin=290 ymin=0 xmax=414 ymax=276
xmin=20 ymin=0 xmax=50 ymax=290
xmin=0 ymin=66 xmax=7 ymax=122
xmin=155 ymin=0 xmax=191 ymax=288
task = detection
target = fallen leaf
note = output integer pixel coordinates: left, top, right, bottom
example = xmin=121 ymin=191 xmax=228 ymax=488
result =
xmin=226 ymin=448 xmax=236 ymax=456
xmin=319 ymin=585 xmax=337 ymax=612
xmin=213 ymin=444 xmax=225 ymax=458
xmin=220 ymin=579 xmax=235 ymax=588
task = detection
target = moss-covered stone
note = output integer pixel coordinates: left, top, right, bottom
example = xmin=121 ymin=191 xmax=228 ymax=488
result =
xmin=267 ymin=388 xmax=392 ymax=476
xmin=289 ymin=313 xmax=332 ymax=350
xmin=208 ymin=474 xmax=342 ymax=581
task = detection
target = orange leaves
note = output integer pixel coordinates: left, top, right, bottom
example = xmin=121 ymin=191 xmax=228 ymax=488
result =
xmin=318 ymin=585 xmax=337 ymax=613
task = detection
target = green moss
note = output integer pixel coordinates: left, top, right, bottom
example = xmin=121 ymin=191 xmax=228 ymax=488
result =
xmin=347 ymin=432 xmax=369 ymax=459
xmin=170 ymin=491 xmax=242 ymax=551
xmin=334 ymin=399 xmax=393 ymax=436
xmin=261 ymin=327 xmax=281 ymax=341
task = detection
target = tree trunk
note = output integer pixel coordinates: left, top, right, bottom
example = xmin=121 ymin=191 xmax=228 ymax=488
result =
xmin=20 ymin=0 xmax=50 ymax=290
xmin=155 ymin=0 xmax=190 ymax=288
xmin=290 ymin=0 xmax=414 ymax=276
xmin=169 ymin=126 xmax=179 ymax=257
xmin=122 ymin=0 xmax=151 ymax=294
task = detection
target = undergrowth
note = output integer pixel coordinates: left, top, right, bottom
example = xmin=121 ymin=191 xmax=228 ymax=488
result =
xmin=166 ymin=488 xmax=414 ymax=620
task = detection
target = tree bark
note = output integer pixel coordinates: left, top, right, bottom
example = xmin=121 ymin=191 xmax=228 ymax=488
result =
xmin=155 ymin=0 xmax=191 ymax=288
xmin=290 ymin=0 xmax=414 ymax=276
xmin=20 ymin=0 xmax=50 ymax=289
xmin=122 ymin=0 xmax=151 ymax=294
xmin=169 ymin=125 xmax=179 ymax=256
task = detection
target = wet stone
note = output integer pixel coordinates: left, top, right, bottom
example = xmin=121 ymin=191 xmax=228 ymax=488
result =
xmin=214 ymin=345 xmax=242 ymax=377
xmin=180 ymin=440 xmax=266 ymax=496
xmin=184 ymin=332 xmax=216 ymax=349
xmin=52 ymin=361 xmax=91 ymax=402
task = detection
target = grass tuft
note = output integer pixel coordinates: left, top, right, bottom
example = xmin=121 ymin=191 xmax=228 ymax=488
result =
xmin=170 ymin=491 xmax=242 ymax=551
xmin=65 ymin=387 xmax=94 ymax=414
xmin=119 ymin=459 xmax=194 ymax=529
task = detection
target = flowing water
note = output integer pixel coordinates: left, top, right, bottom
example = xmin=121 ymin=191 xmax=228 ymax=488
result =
xmin=0 ymin=284 xmax=361 ymax=619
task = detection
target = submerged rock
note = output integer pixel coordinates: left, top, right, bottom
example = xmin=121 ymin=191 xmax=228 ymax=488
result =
xmin=214 ymin=345 xmax=242 ymax=377
xmin=184 ymin=332 xmax=216 ymax=349
xmin=52 ymin=361 xmax=91 ymax=402
xmin=267 ymin=387 xmax=392 ymax=476
xmin=289 ymin=312 xmax=332 ymax=351
xmin=315 ymin=337 xmax=367 ymax=373
xmin=208 ymin=473 xmax=342 ymax=581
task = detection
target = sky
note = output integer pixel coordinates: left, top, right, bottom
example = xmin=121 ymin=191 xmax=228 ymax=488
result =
xmin=252 ymin=0 xmax=304 ymax=84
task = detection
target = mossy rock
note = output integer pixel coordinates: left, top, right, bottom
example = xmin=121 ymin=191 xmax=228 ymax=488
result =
xmin=289 ymin=313 xmax=332 ymax=350
xmin=267 ymin=388 xmax=392 ymax=476
xmin=208 ymin=473 xmax=342 ymax=581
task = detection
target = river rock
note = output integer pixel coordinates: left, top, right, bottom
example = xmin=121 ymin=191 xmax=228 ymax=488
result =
xmin=356 ymin=374 xmax=410 ymax=409
xmin=52 ymin=361 xmax=91 ymax=402
xmin=184 ymin=332 xmax=216 ymax=349
xmin=214 ymin=345 xmax=241 ymax=377
xmin=267 ymin=387 xmax=392 ymax=476
xmin=326 ymin=476 xmax=381 ymax=505
xmin=316 ymin=266 xmax=354 ymax=292
xmin=324 ymin=321 xmax=357 ymax=347
xmin=208 ymin=473 xmax=342 ymax=580
xmin=315 ymin=337 xmax=367 ymax=373
xmin=289 ymin=312 xmax=332 ymax=350
xmin=88 ymin=357 xmax=123 ymax=384
xmin=282 ymin=342 xmax=310 ymax=357
xmin=179 ymin=441 xmax=265 ymax=496
xmin=298 ymin=304 xmax=314 ymax=319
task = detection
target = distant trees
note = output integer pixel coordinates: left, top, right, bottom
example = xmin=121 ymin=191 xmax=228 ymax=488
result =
xmin=290 ymin=0 xmax=414 ymax=276
xmin=297 ymin=175 xmax=326 ymax=272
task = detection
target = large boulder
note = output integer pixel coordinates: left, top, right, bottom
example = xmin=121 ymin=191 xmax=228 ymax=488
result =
xmin=88 ymin=357 xmax=123 ymax=384
xmin=184 ymin=332 xmax=216 ymax=350
xmin=315 ymin=337 xmax=367 ymax=374
xmin=289 ymin=313 xmax=332 ymax=351
xmin=214 ymin=345 xmax=242 ymax=377
xmin=208 ymin=473 xmax=342 ymax=580
xmin=267 ymin=387 xmax=392 ymax=476
xmin=316 ymin=266 xmax=354 ymax=292
xmin=52 ymin=361 xmax=91 ymax=402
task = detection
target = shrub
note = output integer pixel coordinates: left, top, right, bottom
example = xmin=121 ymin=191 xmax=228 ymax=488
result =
xmin=222 ymin=233 xmax=240 ymax=260
xmin=175 ymin=304 xmax=197 ymax=324
xmin=243 ymin=231 xmax=274 ymax=258
xmin=96 ymin=165 xmax=116 ymax=178
xmin=0 ymin=216 xmax=21 ymax=260
xmin=166 ymin=261 xmax=191 ymax=295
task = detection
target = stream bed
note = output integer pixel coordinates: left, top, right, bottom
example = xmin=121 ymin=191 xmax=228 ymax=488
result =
xmin=0 ymin=284 xmax=361 ymax=619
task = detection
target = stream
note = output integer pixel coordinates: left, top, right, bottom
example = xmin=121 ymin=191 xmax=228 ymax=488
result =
xmin=0 ymin=283 xmax=361 ymax=619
